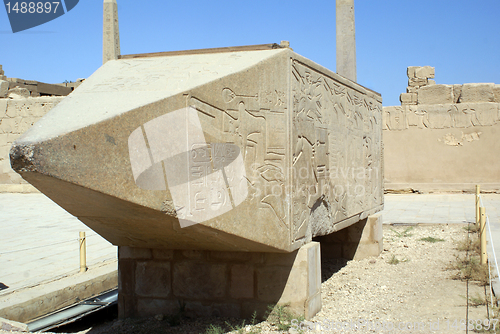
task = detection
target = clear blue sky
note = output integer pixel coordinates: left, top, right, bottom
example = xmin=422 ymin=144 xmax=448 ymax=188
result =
xmin=1 ymin=0 xmax=499 ymax=106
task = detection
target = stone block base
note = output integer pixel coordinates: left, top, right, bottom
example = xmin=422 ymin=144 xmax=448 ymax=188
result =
xmin=315 ymin=213 xmax=383 ymax=260
xmin=118 ymin=242 xmax=321 ymax=320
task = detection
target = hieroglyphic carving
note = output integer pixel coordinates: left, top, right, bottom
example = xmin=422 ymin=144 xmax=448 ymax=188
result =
xmin=291 ymin=59 xmax=382 ymax=242
xmin=383 ymin=103 xmax=500 ymax=130
xmin=128 ymin=107 xmax=247 ymax=228
xmin=186 ymin=87 xmax=288 ymax=231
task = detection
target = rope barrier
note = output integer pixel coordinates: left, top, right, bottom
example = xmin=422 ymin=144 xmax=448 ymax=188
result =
xmin=0 ymin=232 xmax=101 ymax=255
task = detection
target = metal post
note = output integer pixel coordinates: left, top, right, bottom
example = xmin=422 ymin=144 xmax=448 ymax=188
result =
xmin=480 ymin=207 xmax=487 ymax=265
xmin=79 ymin=231 xmax=87 ymax=273
xmin=476 ymin=185 xmax=480 ymax=225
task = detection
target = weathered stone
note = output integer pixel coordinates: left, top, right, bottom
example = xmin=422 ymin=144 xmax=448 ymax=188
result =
xmin=453 ymin=84 xmax=462 ymax=103
xmin=103 ymin=0 xmax=120 ymax=64
xmin=384 ymin=106 xmax=406 ymax=130
xmin=494 ymin=84 xmax=500 ymax=103
xmin=336 ymin=0 xmax=356 ymax=81
xmin=316 ymin=213 xmax=382 ymax=260
xmin=455 ymin=103 xmax=499 ymax=127
xmin=7 ymin=87 xmax=30 ymax=99
xmin=10 ymin=46 xmax=383 ymax=253
xmin=118 ymin=258 xmax=135 ymax=296
xmin=428 ymin=79 xmax=436 ymax=85
xmin=209 ymin=251 xmax=253 ymax=262
xmin=407 ymin=66 xmax=419 ymax=79
xmin=277 ymin=241 xmax=321 ymax=318
xmin=400 ymin=93 xmax=417 ymax=105
xmin=119 ymin=247 xmax=152 ymax=260
xmin=173 ymin=262 xmax=226 ymax=299
xmin=0 ymin=317 xmax=28 ymax=332
xmin=406 ymin=86 xmax=418 ymax=94
xmin=135 ymin=261 xmax=171 ymax=297
xmin=0 ymin=100 xmax=7 ymax=118
xmin=415 ymin=66 xmax=435 ymax=79
xmin=181 ymin=250 xmax=205 ymax=260
xmin=136 ymin=299 xmax=179 ymax=317
xmin=417 ymin=84 xmax=453 ymax=104
xmin=0 ymin=81 xmax=8 ymax=98
xmin=408 ymin=77 xmax=428 ymax=87
xmin=36 ymin=82 xmax=72 ymax=96
xmin=184 ymin=302 xmax=241 ymax=318
xmin=230 ymin=264 xmax=254 ymax=299
xmin=152 ymin=249 xmax=174 ymax=260
xmin=459 ymin=83 xmax=495 ymax=103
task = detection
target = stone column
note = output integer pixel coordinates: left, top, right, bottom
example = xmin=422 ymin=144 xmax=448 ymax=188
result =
xmin=103 ymin=0 xmax=120 ymax=64
xmin=336 ymin=0 xmax=356 ymax=82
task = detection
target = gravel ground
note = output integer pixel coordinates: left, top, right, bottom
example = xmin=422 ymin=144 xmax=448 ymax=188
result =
xmin=2 ymin=224 xmax=496 ymax=334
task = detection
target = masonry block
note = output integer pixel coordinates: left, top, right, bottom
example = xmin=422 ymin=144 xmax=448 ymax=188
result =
xmin=407 ymin=66 xmax=419 ymax=78
xmin=0 ymin=81 xmax=8 ymax=98
xmin=152 ymin=249 xmax=174 ymax=260
xmin=417 ymin=84 xmax=453 ymax=104
xmin=118 ymin=242 xmax=322 ymax=320
xmin=136 ymin=299 xmax=179 ymax=317
xmin=119 ymin=246 xmax=152 ymax=260
xmin=118 ymin=258 xmax=135 ymax=296
xmin=415 ymin=66 xmax=435 ymax=79
xmin=0 ymin=100 xmax=6 ymax=119
xmin=256 ymin=266 xmax=291 ymax=302
xmin=493 ymin=84 xmax=500 ymax=103
xmin=453 ymin=84 xmax=462 ymax=103
xmin=400 ymin=93 xmax=417 ymax=105
xmin=173 ymin=262 xmax=227 ymax=299
xmin=230 ymin=264 xmax=254 ymax=299
xmin=316 ymin=213 xmax=383 ymax=260
xmin=135 ymin=261 xmax=171 ymax=297
xmin=406 ymin=86 xmax=418 ymax=94
xmin=408 ymin=77 xmax=428 ymax=87
xmin=277 ymin=242 xmax=321 ymax=319
xmin=459 ymin=83 xmax=495 ymax=103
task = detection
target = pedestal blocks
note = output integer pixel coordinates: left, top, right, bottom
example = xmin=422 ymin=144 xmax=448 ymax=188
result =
xmin=118 ymin=241 xmax=321 ymax=320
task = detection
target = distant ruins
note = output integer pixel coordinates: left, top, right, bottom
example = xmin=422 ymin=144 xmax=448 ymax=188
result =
xmin=383 ymin=66 xmax=500 ymax=192
xmin=0 ymin=65 xmax=82 ymax=192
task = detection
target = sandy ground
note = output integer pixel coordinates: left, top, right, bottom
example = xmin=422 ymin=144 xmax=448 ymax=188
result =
xmin=2 ymin=224 xmax=498 ymax=334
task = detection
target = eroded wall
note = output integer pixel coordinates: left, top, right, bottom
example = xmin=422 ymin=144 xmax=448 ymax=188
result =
xmin=0 ymin=97 xmax=63 ymax=192
xmin=383 ymin=66 xmax=500 ymax=192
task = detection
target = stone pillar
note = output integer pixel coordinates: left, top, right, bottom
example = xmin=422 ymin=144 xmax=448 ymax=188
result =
xmin=336 ymin=0 xmax=356 ymax=82
xmin=118 ymin=242 xmax=321 ymax=320
xmin=103 ymin=0 xmax=120 ymax=64
xmin=316 ymin=213 xmax=383 ymax=260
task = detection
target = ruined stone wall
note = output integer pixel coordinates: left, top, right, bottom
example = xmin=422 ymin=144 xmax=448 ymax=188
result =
xmin=0 ymin=65 xmax=69 ymax=192
xmin=383 ymin=66 xmax=500 ymax=192
xmin=0 ymin=96 xmax=63 ymax=192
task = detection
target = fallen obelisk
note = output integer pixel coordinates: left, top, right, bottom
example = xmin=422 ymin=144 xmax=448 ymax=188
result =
xmin=10 ymin=44 xmax=383 ymax=319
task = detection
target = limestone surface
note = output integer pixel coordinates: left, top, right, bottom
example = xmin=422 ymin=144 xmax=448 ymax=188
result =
xmin=459 ymin=83 xmax=495 ymax=103
xmin=0 ymin=81 xmax=8 ymax=98
xmin=11 ymin=46 xmax=383 ymax=252
xmin=417 ymin=84 xmax=453 ymax=105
